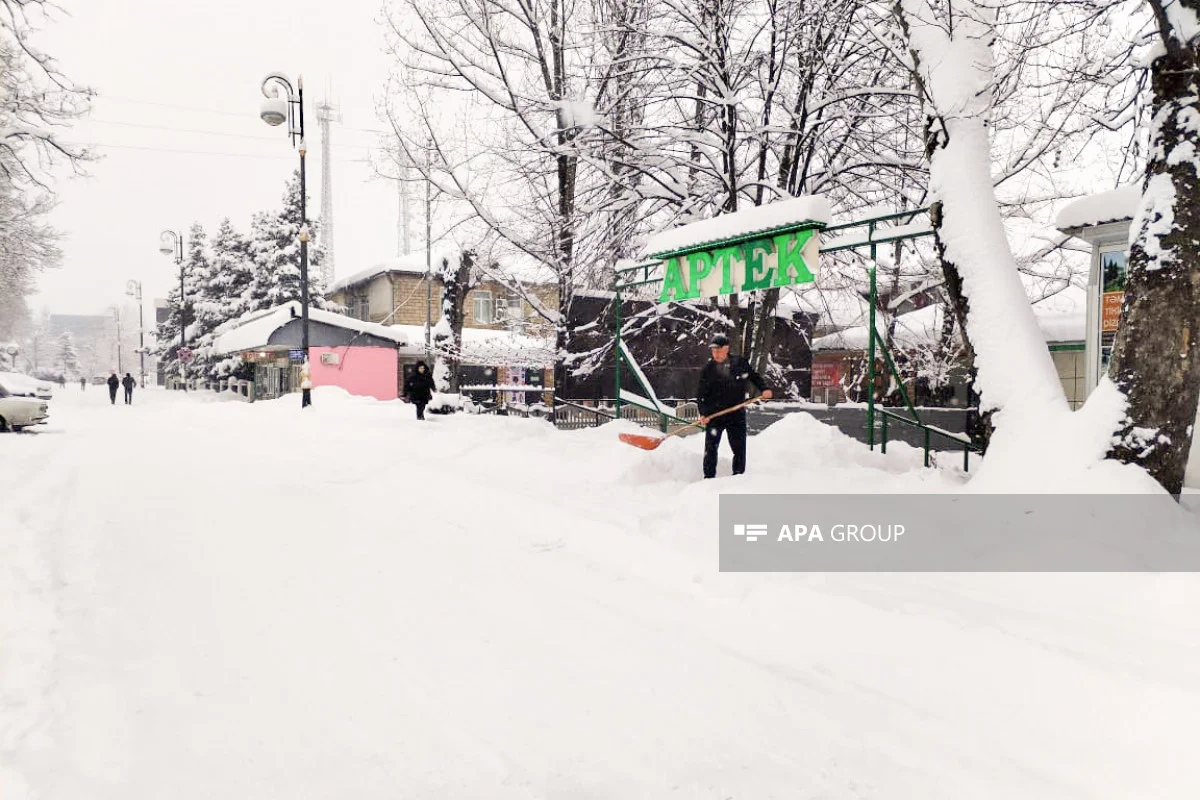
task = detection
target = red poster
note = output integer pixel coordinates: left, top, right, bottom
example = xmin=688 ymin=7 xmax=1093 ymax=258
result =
xmin=1102 ymin=292 xmax=1123 ymax=333
xmin=812 ymin=361 xmax=840 ymax=389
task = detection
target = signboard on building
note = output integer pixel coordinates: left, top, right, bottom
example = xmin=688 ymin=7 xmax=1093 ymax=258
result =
xmin=288 ymin=349 xmax=306 ymax=362
xmin=657 ymin=228 xmax=820 ymax=303
xmin=812 ymin=361 xmax=841 ymax=389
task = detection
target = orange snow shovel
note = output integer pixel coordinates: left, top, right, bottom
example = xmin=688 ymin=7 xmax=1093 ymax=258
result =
xmin=618 ymin=397 xmax=764 ymax=451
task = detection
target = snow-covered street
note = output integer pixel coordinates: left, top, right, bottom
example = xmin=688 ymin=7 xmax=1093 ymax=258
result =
xmin=3 ymin=389 xmax=1199 ymax=798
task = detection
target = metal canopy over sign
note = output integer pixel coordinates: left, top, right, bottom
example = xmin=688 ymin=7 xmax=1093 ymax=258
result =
xmin=654 ymin=226 xmax=822 ymax=303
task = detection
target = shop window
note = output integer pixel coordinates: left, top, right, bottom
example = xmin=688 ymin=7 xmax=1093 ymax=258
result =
xmin=1098 ymin=248 xmax=1127 ymax=377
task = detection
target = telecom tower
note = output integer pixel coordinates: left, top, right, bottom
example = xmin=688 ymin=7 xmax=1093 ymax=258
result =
xmin=315 ymin=97 xmax=340 ymax=287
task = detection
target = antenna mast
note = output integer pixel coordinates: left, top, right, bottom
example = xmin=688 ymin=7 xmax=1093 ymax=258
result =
xmin=315 ymin=95 xmax=340 ymax=286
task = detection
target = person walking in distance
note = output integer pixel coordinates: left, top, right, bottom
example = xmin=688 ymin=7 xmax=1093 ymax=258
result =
xmin=404 ymin=360 xmax=436 ymax=420
xmin=696 ymin=333 xmax=772 ymax=479
xmin=121 ymin=372 xmax=136 ymax=405
xmin=80 ymin=377 xmax=86 ymax=390
xmin=106 ymin=371 xmax=120 ymax=405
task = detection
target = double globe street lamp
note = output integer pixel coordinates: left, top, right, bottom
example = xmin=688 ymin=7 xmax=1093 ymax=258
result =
xmin=260 ymin=71 xmax=313 ymax=408
xmin=159 ymin=229 xmax=188 ymax=391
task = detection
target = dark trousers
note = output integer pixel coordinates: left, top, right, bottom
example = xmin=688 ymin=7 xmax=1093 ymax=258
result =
xmin=108 ymin=386 xmax=118 ymax=404
xmin=124 ymin=388 xmax=133 ymax=404
xmin=703 ymin=412 xmax=747 ymax=479
xmin=415 ymin=401 xmax=427 ymax=420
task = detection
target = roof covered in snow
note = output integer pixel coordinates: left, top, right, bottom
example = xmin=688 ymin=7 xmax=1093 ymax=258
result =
xmin=644 ymin=196 xmax=832 ymax=258
xmin=212 ymin=302 xmax=412 ymax=355
xmin=812 ymin=305 xmax=1085 ymax=351
xmin=326 ymin=254 xmax=452 ymax=295
xmin=1055 ymin=185 xmax=1140 ymax=231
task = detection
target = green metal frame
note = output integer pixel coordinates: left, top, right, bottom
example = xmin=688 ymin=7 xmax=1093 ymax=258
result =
xmin=613 ymin=206 xmax=984 ymax=470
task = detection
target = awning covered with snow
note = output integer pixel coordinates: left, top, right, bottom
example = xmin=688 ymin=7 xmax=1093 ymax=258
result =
xmin=644 ymin=196 xmax=832 ymax=258
xmin=1055 ymin=186 xmax=1140 ymax=232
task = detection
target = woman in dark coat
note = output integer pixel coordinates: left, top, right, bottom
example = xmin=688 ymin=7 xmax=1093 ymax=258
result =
xmin=404 ymin=360 xmax=436 ymax=420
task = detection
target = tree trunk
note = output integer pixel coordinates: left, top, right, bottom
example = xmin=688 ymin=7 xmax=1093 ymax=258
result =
xmin=1107 ymin=36 xmax=1200 ymax=494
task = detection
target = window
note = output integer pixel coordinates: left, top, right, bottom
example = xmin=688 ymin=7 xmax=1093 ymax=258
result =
xmin=346 ymin=295 xmax=369 ymax=321
xmin=503 ymin=294 xmax=524 ymax=321
xmin=1098 ymin=248 xmax=1128 ymax=377
xmin=473 ymin=291 xmax=494 ymax=324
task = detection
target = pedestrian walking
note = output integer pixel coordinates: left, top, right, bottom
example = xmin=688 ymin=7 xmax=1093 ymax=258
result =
xmin=106 ymin=372 xmax=119 ymax=405
xmin=121 ymin=372 xmax=136 ymax=405
xmin=404 ymin=360 xmax=436 ymax=420
xmin=80 ymin=377 xmax=86 ymax=390
xmin=696 ymin=333 xmax=773 ymax=479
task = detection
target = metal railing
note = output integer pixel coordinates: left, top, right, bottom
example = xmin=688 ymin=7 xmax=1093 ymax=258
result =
xmin=878 ymin=407 xmax=983 ymax=471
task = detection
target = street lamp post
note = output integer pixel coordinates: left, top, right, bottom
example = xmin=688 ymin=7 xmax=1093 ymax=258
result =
xmin=159 ymin=229 xmax=187 ymax=391
xmin=126 ymin=280 xmax=146 ymax=388
xmin=112 ymin=307 xmax=123 ymax=374
xmin=260 ymin=71 xmax=312 ymax=408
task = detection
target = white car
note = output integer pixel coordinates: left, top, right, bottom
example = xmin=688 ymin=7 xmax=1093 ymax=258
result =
xmin=0 ymin=371 xmax=54 ymax=400
xmin=0 ymin=379 xmax=50 ymax=432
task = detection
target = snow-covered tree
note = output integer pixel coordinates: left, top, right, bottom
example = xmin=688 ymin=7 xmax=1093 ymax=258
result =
xmin=0 ymin=0 xmax=92 ymax=190
xmin=54 ymin=330 xmax=79 ymax=379
xmin=384 ymin=0 xmax=603 ymax=393
xmin=0 ymin=1 xmax=89 ymax=336
xmin=154 ymin=228 xmax=204 ymax=382
xmin=892 ymin=0 xmax=1069 ymax=445
xmin=247 ymin=171 xmax=328 ymax=313
xmin=432 ymin=251 xmax=479 ymax=393
xmin=1106 ymin=0 xmax=1200 ymax=493
xmin=0 ymin=180 xmax=59 ymax=340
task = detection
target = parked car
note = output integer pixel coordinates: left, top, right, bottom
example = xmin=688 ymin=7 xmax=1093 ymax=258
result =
xmin=0 ymin=371 xmax=54 ymax=400
xmin=0 ymin=379 xmax=50 ymax=432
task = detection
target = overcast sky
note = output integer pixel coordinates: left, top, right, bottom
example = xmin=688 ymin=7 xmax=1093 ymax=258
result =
xmin=33 ymin=0 xmax=410 ymax=316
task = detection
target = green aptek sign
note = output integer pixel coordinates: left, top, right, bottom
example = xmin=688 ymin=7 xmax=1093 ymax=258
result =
xmin=657 ymin=228 xmax=820 ymax=303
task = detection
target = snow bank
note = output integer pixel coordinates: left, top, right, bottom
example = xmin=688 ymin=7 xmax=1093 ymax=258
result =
xmin=645 ymin=196 xmax=832 ymax=257
xmin=4 ymin=389 xmax=1197 ymax=799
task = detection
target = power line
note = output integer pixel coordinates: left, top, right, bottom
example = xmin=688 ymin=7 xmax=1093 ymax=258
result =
xmin=61 ymin=140 xmax=371 ymax=163
xmin=99 ymin=95 xmax=392 ymax=136
xmin=86 ymin=117 xmax=380 ymax=149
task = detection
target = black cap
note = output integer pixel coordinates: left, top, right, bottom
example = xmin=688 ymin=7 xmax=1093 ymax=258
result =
xmin=710 ymin=333 xmax=730 ymax=347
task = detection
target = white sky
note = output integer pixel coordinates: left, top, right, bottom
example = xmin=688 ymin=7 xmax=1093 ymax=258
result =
xmin=32 ymin=0 xmax=411 ymax=316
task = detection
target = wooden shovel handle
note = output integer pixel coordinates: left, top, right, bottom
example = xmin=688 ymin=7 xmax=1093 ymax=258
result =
xmin=694 ymin=395 xmax=765 ymax=428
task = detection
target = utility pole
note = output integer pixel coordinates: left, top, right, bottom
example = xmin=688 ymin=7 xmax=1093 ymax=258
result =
xmin=113 ymin=308 xmax=122 ymax=373
xmin=425 ymin=142 xmax=433 ymax=353
xmin=399 ymin=146 xmax=411 ymax=256
xmin=127 ymin=280 xmax=146 ymax=387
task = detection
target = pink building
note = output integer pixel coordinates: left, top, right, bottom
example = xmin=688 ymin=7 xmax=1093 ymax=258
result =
xmin=213 ymin=302 xmax=424 ymax=401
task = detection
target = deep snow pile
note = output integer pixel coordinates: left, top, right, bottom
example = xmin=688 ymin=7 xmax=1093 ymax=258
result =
xmin=1 ymin=387 xmax=1198 ymax=799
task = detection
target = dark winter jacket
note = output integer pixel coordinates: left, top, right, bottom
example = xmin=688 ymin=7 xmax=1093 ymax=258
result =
xmin=107 ymin=375 xmax=119 ymax=391
xmin=405 ymin=362 xmax=436 ymax=404
xmin=696 ymin=355 xmax=766 ymax=417
xmin=122 ymin=375 xmax=135 ymax=390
